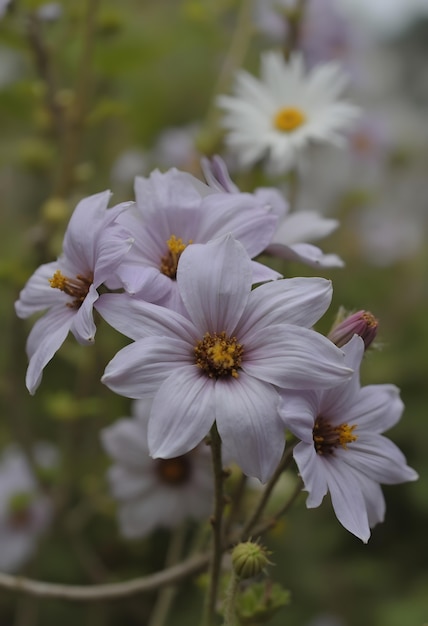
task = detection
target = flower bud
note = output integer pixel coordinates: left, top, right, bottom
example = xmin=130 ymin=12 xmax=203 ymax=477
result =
xmin=328 ymin=309 xmax=378 ymax=350
xmin=231 ymin=541 xmax=271 ymax=580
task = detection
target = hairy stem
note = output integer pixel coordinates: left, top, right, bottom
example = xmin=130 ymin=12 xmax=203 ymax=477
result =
xmin=201 ymin=424 xmax=225 ymax=626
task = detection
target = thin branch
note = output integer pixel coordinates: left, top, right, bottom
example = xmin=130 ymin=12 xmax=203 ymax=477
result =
xmin=0 ymin=552 xmax=209 ymax=602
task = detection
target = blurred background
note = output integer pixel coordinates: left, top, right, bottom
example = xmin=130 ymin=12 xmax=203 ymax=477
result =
xmin=0 ymin=0 xmax=427 ymax=624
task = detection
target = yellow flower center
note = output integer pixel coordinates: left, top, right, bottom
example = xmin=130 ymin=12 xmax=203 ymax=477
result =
xmin=160 ymin=235 xmax=192 ymax=279
xmin=156 ymin=456 xmax=191 ymax=486
xmin=313 ymin=416 xmax=357 ymax=456
xmin=49 ymin=269 xmax=93 ymax=309
xmin=274 ymin=106 xmax=306 ymax=133
xmin=194 ymin=331 xmax=243 ymax=379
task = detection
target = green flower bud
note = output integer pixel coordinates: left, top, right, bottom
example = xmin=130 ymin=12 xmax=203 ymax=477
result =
xmin=231 ymin=541 xmax=272 ymax=580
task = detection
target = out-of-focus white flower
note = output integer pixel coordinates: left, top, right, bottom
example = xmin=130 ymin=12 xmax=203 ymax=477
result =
xmin=151 ymin=124 xmax=200 ymax=171
xmin=37 ymin=3 xmax=62 ymax=21
xmin=111 ymin=148 xmax=148 ymax=187
xmin=0 ymin=443 xmax=57 ymax=572
xmin=0 ymin=0 xmax=11 ymax=18
xmin=355 ymin=203 xmax=424 ymax=266
xmin=217 ymin=51 xmax=360 ymax=175
xmin=101 ymin=399 xmax=214 ymax=538
xmin=252 ymin=0 xmax=296 ymax=43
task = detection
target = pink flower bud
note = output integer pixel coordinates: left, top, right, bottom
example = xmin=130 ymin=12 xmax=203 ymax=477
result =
xmin=328 ymin=310 xmax=378 ymax=350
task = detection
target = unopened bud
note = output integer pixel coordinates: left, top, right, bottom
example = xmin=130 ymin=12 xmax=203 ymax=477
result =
xmin=231 ymin=541 xmax=272 ymax=580
xmin=328 ymin=309 xmax=378 ymax=350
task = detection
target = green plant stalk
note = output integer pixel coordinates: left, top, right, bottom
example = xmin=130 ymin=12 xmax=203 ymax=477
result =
xmin=222 ymin=573 xmax=240 ymax=626
xmin=201 ymin=423 xmax=225 ymax=626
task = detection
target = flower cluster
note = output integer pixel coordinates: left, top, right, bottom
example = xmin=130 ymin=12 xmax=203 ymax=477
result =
xmin=15 ymin=51 xmax=417 ymax=543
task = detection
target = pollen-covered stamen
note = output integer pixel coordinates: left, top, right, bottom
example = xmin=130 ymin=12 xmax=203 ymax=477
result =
xmin=155 ymin=456 xmax=191 ymax=486
xmin=274 ymin=106 xmax=306 ymax=132
xmin=49 ymin=269 xmax=93 ymax=309
xmin=160 ymin=235 xmax=192 ymax=279
xmin=313 ymin=416 xmax=357 ymax=455
xmin=195 ymin=331 xmax=243 ymax=379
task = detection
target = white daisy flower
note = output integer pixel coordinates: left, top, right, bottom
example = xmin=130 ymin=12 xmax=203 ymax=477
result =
xmin=217 ymin=51 xmax=360 ymax=174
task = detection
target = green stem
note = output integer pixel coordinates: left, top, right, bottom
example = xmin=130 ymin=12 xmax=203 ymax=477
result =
xmin=200 ymin=0 xmax=253 ymax=152
xmin=222 ymin=573 xmax=239 ymax=626
xmin=201 ymin=424 xmax=225 ymax=626
xmin=54 ymin=0 xmax=100 ymax=197
xmin=148 ymin=524 xmax=188 ymax=626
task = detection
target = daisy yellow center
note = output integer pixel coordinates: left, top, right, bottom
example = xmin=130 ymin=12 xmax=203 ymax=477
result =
xmin=160 ymin=235 xmax=192 ymax=280
xmin=156 ymin=456 xmax=191 ymax=486
xmin=313 ymin=416 xmax=357 ymax=456
xmin=274 ymin=106 xmax=306 ymax=133
xmin=194 ymin=331 xmax=243 ymax=379
xmin=49 ymin=270 xmax=93 ymax=309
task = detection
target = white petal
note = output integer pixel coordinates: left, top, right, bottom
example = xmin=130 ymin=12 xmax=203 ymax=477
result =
xmin=242 ymin=325 xmax=352 ymax=389
xmin=215 ymin=373 xmax=284 ymax=483
xmin=177 ymin=235 xmax=252 ymax=335
xmin=95 ymin=293 xmax=197 ymax=342
xmin=25 ymin=306 xmax=74 ymax=394
xmin=102 ymin=337 xmax=193 ymax=399
xmin=15 ymin=262 xmax=67 ymax=318
xmin=148 ymin=367 xmax=216 ymax=458
xmin=238 ymin=277 xmax=333 ymax=335
xmin=293 ymin=442 xmax=328 ymax=508
xmin=324 ymin=457 xmax=371 ymax=542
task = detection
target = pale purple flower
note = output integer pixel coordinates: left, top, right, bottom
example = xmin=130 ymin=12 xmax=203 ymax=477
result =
xmin=202 ymin=155 xmax=343 ymax=268
xmin=100 ymin=235 xmax=352 ymax=482
xmin=0 ymin=443 xmax=57 ymax=572
xmin=113 ymin=167 xmax=281 ymax=312
xmin=101 ymin=399 xmax=213 ymax=538
xmin=15 ymin=191 xmax=133 ymax=394
xmin=279 ymin=335 xmax=418 ymax=542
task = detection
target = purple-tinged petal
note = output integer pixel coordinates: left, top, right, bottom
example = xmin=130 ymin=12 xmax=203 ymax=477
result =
xmin=93 ymin=224 xmax=134 ymax=286
xmin=197 ymin=193 xmax=278 ymax=258
xmin=324 ymin=456 xmax=370 ymax=542
xmin=134 ymin=169 xmax=204 ymax=215
xmin=250 ymin=260 xmax=282 ymax=284
xmin=243 ymin=325 xmax=352 ymax=389
xmin=278 ymin=390 xmax=320 ymax=443
xmin=25 ymin=306 xmax=75 ymax=394
xmin=177 ymin=236 xmax=252 ymax=335
xmin=238 ymin=277 xmax=333 ymax=337
xmin=148 ymin=367 xmax=216 ymax=458
xmin=70 ymin=284 xmax=98 ymax=344
xmin=115 ymin=264 xmax=171 ymax=300
xmin=267 ymin=242 xmax=344 ymax=268
xmin=102 ymin=337 xmax=193 ymax=399
xmin=201 ymin=155 xmax=240 ymax=193
xmin=339 ymin=435 xmax=418 ymax=485
xmin=215 ymin=374 xmax=284 ymax=482
xmin=62 ymin=190 xmax=112 ymax=271
xmin=346 ymin=384 xmax=404 ymax=432
xmin=15 ymin=262 xmax=67 ymax=318
xmin=358 ymin=475 xmax=385 ymax=528
xmin=293 ymin=442 xmax=328 ymax=508
xmin=320 ymin=335 xmax=364 ymax=418
xmin=95 ymin=293 xmax=197 ymax=342
xmin=274 ymin=210 xmax=339 ymax=245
